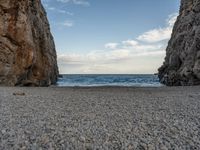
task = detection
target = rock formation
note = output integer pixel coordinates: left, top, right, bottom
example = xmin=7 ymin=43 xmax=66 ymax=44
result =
xmin=158 ymin=0 xmax=200 ymax=86
xmin=0 ymin=0 xmax=58 ymax=86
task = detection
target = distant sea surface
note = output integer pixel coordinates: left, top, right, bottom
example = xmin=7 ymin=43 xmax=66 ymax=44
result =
xmin=57 ymin=74 xmax=163 ymax=87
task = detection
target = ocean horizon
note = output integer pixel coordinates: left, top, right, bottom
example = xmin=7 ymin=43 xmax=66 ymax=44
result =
xmin=57 ymin=74 xmax=163 ymax=87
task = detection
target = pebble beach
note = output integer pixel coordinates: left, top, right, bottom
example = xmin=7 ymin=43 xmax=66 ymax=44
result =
xmin=0 ymin=86 xmax=200 ymax=149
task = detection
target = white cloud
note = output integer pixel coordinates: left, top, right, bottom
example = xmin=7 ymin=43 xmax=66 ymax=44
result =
xmin=58 ymin=13 xmax=177 ymax=74
xmin=73 ymin=0 xmax=90 ymax=6
xmin=48 ymin=7 xmax=56 ymax=10
xmin=66 ymin=11 xmax=74 ymax=16
xmin=122 ymin=40 xmax=138 ymax=47
xmin=57 ymin=10 xmax=66 ymax=13
xmin=58 ymin=49 xmax=165 ymax=74
xmin=43 ymin=3 xmax=74 ymax=15
xmin=105 ymin=43 xmax=119 ymax=49
xmin=57 ymin=0 xmax=90 ymax=6
xmin=137 ymin=27 xmax=172 ymax=43
xmin=58 ymin=42 xmax=165 ymax=73
xmin=61 ymin=20 xmax=74 ymax=27
xmin=42 ymin=0 xmax=51 ymax=4
xmin=137 ymin=13 xmax=178 ymax=43
xmin=167 ymin=13 xmax=178 ymax=26
xmin=56 ymin=9 xmax=73 ymax=15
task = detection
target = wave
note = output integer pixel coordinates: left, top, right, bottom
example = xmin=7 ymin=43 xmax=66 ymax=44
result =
xmin=57 ymin=74 xmax=163 ymax=87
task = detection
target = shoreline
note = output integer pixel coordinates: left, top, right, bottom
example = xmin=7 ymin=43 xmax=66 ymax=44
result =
xmin=52 ymin=85 xmax=164 ymax=88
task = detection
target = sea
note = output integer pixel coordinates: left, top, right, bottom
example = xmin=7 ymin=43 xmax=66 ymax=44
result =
xmin=57 ymin=74 xmax=163 ymax=87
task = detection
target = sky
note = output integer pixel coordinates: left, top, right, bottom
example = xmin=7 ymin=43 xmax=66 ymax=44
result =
xmin=41 ymin=0 xmax=180 ymax=74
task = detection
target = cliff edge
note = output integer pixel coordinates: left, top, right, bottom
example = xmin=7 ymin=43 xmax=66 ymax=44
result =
xmin=0 ymin=0 xmax=58 ymax=86
xmin=158 ymin=0 xmax=200 ymax=86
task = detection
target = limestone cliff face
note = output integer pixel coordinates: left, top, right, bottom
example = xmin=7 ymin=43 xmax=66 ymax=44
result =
xmin=158 ymin=0 xmax=200 ymax=86
xmin=0 ymin=0 xmax=58 ymax=86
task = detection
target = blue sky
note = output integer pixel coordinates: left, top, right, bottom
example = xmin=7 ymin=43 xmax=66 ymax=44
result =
xmin=42 ymin=0 xmax=180 ymax=74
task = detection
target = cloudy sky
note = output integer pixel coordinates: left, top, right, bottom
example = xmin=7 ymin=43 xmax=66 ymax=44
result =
xmin=42 ymin=0 xmax=180 ymax=74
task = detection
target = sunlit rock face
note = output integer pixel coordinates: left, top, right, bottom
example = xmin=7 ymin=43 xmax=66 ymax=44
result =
xmin=0 ymin=0 xmax=58 ymax=86
xmin=158 ymin=0 xmax=200 ymax=86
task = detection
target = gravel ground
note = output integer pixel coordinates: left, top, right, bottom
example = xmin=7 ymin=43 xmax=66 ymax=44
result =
xmin=0 ymin=86 xmax=200 ymax=149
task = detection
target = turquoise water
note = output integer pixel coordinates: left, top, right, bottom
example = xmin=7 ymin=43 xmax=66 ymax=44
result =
xmin=57 ymin=74 xmax=162 ymax=87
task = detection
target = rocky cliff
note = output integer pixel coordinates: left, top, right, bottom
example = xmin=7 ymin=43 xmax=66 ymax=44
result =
xmin=0 ymin=0 xmax=58 ymax=86
xmin=158 ymin=0 xmax=200 ymax=86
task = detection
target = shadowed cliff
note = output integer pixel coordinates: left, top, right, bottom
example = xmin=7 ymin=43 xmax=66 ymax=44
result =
xmin=159 ymin=0 xmax=200 ymax=86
